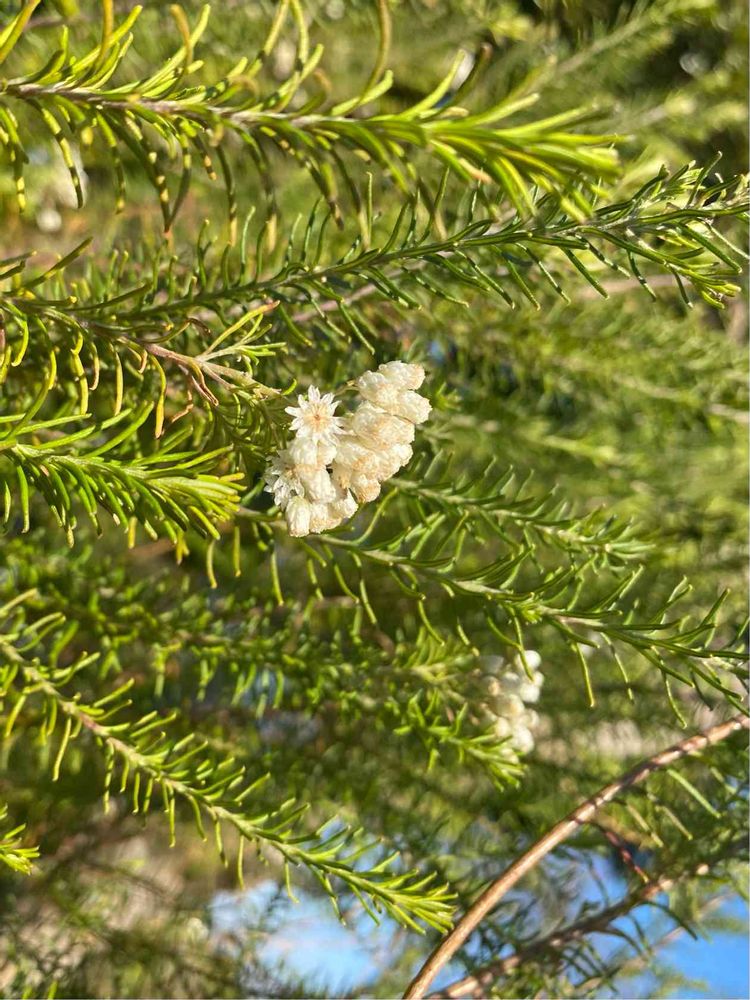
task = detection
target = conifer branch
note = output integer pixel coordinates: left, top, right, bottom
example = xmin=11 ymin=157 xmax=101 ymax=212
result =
xmin=0 ymin=3 xmax=619 ymax=224
xmin=0 ymin=805 xmax=38 ymax=874
xmin=0 ymin=634 xmax=455 ymax=933
xmin=0 ymin=405 xmax=242 ymax=540
xmin=243 ymin=504 xmax=744 ymax=708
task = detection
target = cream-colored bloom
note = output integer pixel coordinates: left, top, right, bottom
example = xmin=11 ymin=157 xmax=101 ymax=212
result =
xmin=266 ymin=361 xmax=429 ymax=537
xmin=285 ymin=386 xmax=343 ymax=445
xmin=288 ymin=435 xmax=337 ymax=468
xmin=264 ymin=449 xmax=303 ymax=509
xmin=512 ymin=724 xmax=535 ymax=755
xmin=494 ymin=717 xmax=513 ymax=741
xmin=490 ymin=690 xmax=527 ymax=721
xmin=330 ymin=487 xmax=358 ymax=521
xmin=355 ymin=372 xmax=431 ymax=424
xmin=332 ymin=437 xmax=403 ymax=482
xmin=355 ymin=371 xmax=403 ymax=412
xmin=309 ymin=502 xmax=342 ymax=533
xmin=518 ymin=649 xmax=542 ymax=671
xmin=347 ymin=472 xmax=381 ymax=503
xmin=295 ymin=463 xmax=337 ymax=503
xmin=389 ymin=441 xmax=413 ymax=469
xmin=502 ymin=671 xmax=542 ymax=704
xmin=378 ymin=360 xmax=425 ymax=391
xmin=333 ymin=437 xmax=382 ymax=477
xmin=356 ymin=365 xmax=431 ymax=424
xmin=286 ymin=496 xmax=312 ymax=537
xmin=350 ymin=402 xmax=415 ymax=448
xmin=390 ymin=389 xmax=431 ymax=425
xmin=481 ymin=649 xmax=544 ymax=754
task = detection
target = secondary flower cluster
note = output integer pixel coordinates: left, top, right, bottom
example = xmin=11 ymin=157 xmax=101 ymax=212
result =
xmin=481 ymin=650 xmax=544 ymax=755
xmin=264 ymin=361 xmax=431 ymax=537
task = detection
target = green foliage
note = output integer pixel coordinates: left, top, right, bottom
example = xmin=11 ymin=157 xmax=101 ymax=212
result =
xmin=0 ymin=0 xmax=746 ymax=997
xmin=0 ymin=805 xmax=38 ymax=874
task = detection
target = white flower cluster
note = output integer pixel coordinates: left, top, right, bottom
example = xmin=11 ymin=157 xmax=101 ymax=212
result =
xmin=264 ymin=361 xmax=430 ymax=537
xmin=482 ymin=650 xmax=544 ymax=755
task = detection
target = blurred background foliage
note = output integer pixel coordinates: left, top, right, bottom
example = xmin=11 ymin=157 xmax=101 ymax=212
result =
xmin=0 ymin=0 xmax=747 ymax=997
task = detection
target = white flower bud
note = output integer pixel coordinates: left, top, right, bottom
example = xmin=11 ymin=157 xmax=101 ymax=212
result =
xmin=286 ymin=496 xmax=312 ymax=537
xmin=288 ymin=436 xmax=337 ymax=467
xmin=348 ymin=473 xmax=381 ymax=503
xmin=513 ymin=725 xmax=535 ymax=754
xmin=264 ymin=449 xmax=304 ymax=510
xmin=378 ymin=360 xmax=425 ymax=390
xmin=296 ymin=464 xmax=337 ymax=503
xmin=390 ymin=390 xmax=431 ymax=425
xmin=491 ymin=691 xmax=526 ymax=721
xmin=494 ymin=717 xmax=513 ymax=740
xmin=500 ymin=670 xmax=543 ymax=704
xmin=374 ymin=442 xmax=414 ymax=480
xmin=516 ymin=649 xmax=542 ymax=671
xmin=309 ymin=502 xmax=342 ymax=533
xmin=334 ymin=438 xmax=381 ymax=476
xmin=355 ymin=372 xmax=431 ymax=424
xmin=330 ymin=488 xmax=358 ymax=522
xmin=389 ymin=442 xmax=413 ymax=470
xmin=333 ymin=437 xmax=412 ymax=482
xmin=331 ymin=460 xmax=353 ymax=491
xmin=350 ymin=402 xmax=415 ymax=447
xmin=355 ymin=371 xmax=402 ymax=411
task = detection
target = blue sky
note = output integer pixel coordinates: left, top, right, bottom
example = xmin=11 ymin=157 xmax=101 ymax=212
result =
xmin=212 ymin=881 xmax=749 ymax=997
xmin=659 ymin=896 xmax=748 ymax=1000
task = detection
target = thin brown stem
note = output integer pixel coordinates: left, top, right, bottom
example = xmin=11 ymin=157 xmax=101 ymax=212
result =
xmin=403 ymin=715 xmax=749 ymax=999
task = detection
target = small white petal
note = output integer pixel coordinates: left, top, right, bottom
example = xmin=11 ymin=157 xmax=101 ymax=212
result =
xmin=349 ymin=473 xmax=381 ymax=503
xmin=330 ymin=488 xmax=358 ymax=521
xmin=309 ymin=502 xmax=341 ymax=534
xmin=296 ymin=464 xmax=337 ymax=503
xmin=286 ymin=496 xmax=312 ymax=537
xmin=355 ymin=372 xmax=431 ymax=424
xmin=349 ymin=402 xmax=415 ymax=447
xmin=378 ymin=360 xmax=425 ymax=390
xmin=513 ymin=725 xmax=535 ymax=754
xmin=391 ymin=390 xmax=431 ymax=425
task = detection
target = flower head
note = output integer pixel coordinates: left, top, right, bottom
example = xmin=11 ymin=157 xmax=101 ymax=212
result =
xmin=285 ymin=385 xmax=343 ymax=446
xmin=267 ymin=362 xmax=429 ymax=537
xmin=264 ymin=449 xmax=303 ymax=510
